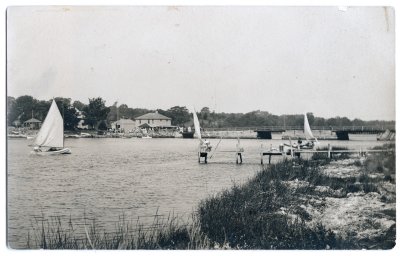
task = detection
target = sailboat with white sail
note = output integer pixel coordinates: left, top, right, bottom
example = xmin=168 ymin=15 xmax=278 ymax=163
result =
xmin=302 ymin=113 xmax=318 ymax=148
xmin=32 ymin=99 xmax=71 ymax=155
xmin=283 ymin=113 xmax=317 ymax=153
xmin=193 ymin=109 xmax=212 ymax=163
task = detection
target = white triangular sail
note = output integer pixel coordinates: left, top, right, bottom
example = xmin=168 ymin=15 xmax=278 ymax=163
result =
xmin=304 ymin=113 xmax=316 ymax=141
xmin=193 ymin=109 xmax=204 ymax=144
xmin=35 ymin=100 xmax=64 ymax=148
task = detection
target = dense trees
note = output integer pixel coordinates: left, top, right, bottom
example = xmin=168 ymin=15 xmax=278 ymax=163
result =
xmin=164 ymin=106 xmax=191 ymax=126
xmin=83 ymin=97 xmax=110 ymax=129
xmin=7 ymin=96 xmax=18 ymax=125
xmin=54 ymin=97 xmax=80 ymax=131
xmin=72 ymin=100 xmax=86 ymax=111
xmin=7 ymin=96 xmax=80 ymax=130
xmin=15 ymin=95 xmax=38 ymax=123
xmin=7 ymin=95 xmax=394 ymax=130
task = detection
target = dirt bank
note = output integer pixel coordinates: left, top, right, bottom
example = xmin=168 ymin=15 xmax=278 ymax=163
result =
xmin=283 ymin=157 xmax=396 ymax=249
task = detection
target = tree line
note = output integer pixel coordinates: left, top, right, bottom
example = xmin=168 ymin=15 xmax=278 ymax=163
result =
xmin=7 ymin=95 xmax=394 ymax=131
xmin=7 ymin=95 xmax=193 ymax=131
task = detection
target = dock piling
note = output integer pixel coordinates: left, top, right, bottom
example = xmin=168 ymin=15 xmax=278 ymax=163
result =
xmin=235 ymin=137 xmax=244 ymax=164
xmin=198 ymin=152 xmax=208 ymax=163
xmin=328 ymin=144 xmax=331 ymax=159
xmin=236 ymin=152 xmax=243 ymax=164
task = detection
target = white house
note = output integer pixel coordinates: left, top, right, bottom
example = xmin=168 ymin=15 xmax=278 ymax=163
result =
xmin=111 ymin=118 xmax=136 ymax=132
xmin=135 ymin=111 xmax=172 ymax=128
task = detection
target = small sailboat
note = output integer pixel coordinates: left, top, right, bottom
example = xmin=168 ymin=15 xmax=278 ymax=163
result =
xmin=302 ymin=113 xmax=318 ymax=148
xmin=193 ymin=109 xmax=211 ymax=163
xmin=32 ymin=99 xmax=71 ymax=155
xmin=282 ymin=113 xmax=317 ymax=154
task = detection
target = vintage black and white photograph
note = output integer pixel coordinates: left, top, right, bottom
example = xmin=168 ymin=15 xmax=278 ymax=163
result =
xmin=6 ymin=6 xmax=395 ymax=250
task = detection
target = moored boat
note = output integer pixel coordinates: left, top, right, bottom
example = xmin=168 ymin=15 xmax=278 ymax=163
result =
xmin=282 ymin=113 xmax=318 ymax=154
xmin=182 ymin=131 xmax=194 ymax=138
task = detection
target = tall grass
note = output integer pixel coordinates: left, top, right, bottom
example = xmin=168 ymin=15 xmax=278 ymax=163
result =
xmin=367 ymin=143 xmax=396 ymax=182
xmin=27 ymin=213 xmax=210 ymax=249
xmin=196 ymin=158 xmax=348 ymax=249
xmin=311 ymin=146 xmax=351 ymax=161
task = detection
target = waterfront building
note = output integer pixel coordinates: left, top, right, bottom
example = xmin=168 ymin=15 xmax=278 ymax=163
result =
xmin=135 ymin=111 xmax=173 ymax=128
xmin=23 ymin=118 xmax=42 ymax=130
xmin=111 ymin=118 xmax=136 ymax=133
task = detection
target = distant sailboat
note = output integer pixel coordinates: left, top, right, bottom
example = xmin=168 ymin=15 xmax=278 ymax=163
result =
xmin=32 ymin=99 xmax=71 ymax=155
xmin=283 ymin=113 xmax=317 ymax=153
xmin=193 ymin=109 xmax=211 ymax=163
xmin=304 ymin=113 xmax=316 ymax=142
xmin=193 ymin=109 xmax=203 ymax=143
xmin=300 ymin=113 xmax=318 ymax=149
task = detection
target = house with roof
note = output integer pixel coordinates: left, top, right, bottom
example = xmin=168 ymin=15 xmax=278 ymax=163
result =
xmin=135 ymin=111 xmax=173 ymax=128
xmin=111 ymin=118 xmax=136 ymax=132
xmin=24 ymin=118 xmax=42 ymax=130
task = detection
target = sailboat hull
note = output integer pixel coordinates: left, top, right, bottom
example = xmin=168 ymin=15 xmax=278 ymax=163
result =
xmin=32 ymin=148 xmax=71 ymax=155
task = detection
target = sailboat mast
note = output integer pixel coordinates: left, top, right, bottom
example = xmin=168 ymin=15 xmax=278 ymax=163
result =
xmin=62 ymin=101 xmax=65 ymax=148
xmin=116 ymin=101 xmax=119 ymax=121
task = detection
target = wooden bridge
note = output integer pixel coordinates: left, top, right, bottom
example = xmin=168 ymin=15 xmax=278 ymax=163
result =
xmin=203 ymin=125 xmax=395 ymax=140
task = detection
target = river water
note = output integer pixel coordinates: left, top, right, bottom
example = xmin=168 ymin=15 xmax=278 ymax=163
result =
xmin=7 ymin=136 xmax=386 ymax=248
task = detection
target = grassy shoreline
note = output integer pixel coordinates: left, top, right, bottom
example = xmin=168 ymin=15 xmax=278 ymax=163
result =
xmin=25 ymin=143 xmax=395 ymax=249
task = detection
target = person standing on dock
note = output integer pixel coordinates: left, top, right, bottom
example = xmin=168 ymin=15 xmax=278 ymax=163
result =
xmin=236 ymin=137 xmax=244 ymax=164
xmin=201 ymin=140 xmax=212 ymax=152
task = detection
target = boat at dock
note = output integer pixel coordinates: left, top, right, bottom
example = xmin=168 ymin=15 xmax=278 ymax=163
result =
xmin=182 ymin=126 xmax=194 ymax=138
xmin=182 ymin=131 xmax=195 ymax=138
xmin=282 ymin=113 xmax=318 ymax=154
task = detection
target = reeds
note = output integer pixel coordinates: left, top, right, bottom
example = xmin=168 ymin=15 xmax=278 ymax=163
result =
xmin=311 ymin=146 xmax=351 ymax=161
xmin=27 ymin=212 xmax=209 ymax=249
xmin=196 ymin=159 xmax=344 ymax=249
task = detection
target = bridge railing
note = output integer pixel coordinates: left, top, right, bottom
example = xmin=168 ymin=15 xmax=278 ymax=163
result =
xmin=330 ymin=125 xmax=395 ymax=132
xmin=202 ymin=125 xmax=395 ymax=132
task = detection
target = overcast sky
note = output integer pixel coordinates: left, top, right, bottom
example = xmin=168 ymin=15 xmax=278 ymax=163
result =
xmin=7 ymin=6 xmax=395 ymax=120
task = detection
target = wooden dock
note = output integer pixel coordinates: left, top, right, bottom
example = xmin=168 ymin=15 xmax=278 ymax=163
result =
xmin=260 ymin=147 xmax=394 ymax=164
xmin=199 ymin=140 xmax=394 ymax=165
xmin=258 ymin=142 xmax=394 ymax=165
